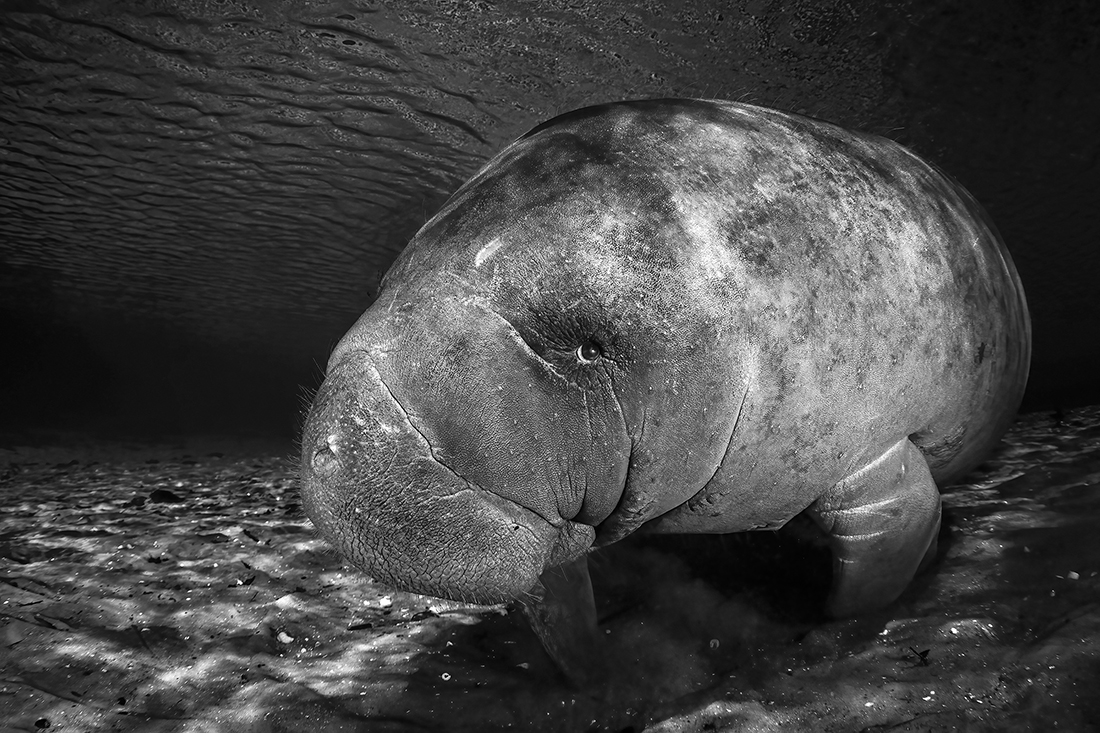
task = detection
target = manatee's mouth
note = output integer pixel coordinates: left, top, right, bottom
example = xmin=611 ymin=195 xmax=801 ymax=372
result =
xmin=300 ymin=351 xmax=594 ymax=604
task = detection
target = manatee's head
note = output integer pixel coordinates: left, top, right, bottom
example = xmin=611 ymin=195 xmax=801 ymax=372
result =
xmin=298 ymin=289 xmax=624 ymax=603
xmin=300 ymin=100 xmax=752 ymax=604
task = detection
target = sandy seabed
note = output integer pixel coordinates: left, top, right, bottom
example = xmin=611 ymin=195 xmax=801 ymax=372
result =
xmin=1 ymin=408 xmax=1098 ymax=732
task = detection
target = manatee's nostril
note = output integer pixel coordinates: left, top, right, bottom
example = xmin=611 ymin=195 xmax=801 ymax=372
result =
xmin=311 ymin=434 xmax=341 ymax=476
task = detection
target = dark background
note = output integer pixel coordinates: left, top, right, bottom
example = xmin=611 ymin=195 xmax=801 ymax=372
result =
xmin=2 ymin=0 xmax=1097 ymax=441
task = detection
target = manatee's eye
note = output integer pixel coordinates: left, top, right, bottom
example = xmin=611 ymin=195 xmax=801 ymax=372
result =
xmin=577 ymin=340 xmax=603 ymax=363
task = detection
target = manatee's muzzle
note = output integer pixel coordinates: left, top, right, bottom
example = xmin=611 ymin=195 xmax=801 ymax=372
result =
xmin=300 ymin=351 xmax=592 ymax=604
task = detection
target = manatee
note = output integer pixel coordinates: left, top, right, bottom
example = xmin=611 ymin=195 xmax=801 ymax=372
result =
xmin=299 ymin=98 xmax=1031 ymax=681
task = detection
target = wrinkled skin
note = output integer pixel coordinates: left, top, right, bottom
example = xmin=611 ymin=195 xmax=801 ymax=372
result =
xmin=300 ymin=99 xmax=1031 ymax=683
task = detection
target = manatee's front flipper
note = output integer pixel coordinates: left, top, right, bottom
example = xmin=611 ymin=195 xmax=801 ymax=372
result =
xmin=520 ymin=554 xmax=602 ymax=688
xmin=807 ymin=438 xmax=942 ymax=618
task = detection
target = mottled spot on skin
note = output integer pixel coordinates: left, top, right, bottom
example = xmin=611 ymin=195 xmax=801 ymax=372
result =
xmin=474 ymin=237 xmax=505 ymax=267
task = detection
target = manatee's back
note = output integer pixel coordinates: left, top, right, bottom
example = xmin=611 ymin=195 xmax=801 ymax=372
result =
xmin=598 ymin=99 xmax=1031 ymax=499
xmin=578 ymin=99 xmax=1033 ymax=538
xmin=703 ymin=99 xmax=1032 ymax=488
xmin=711 ymin=99 xmax=1031 ymax=488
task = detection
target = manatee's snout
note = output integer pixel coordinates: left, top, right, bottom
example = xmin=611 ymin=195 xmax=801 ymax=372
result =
xmin=300 ymin=350 xmax=590 ymax=604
